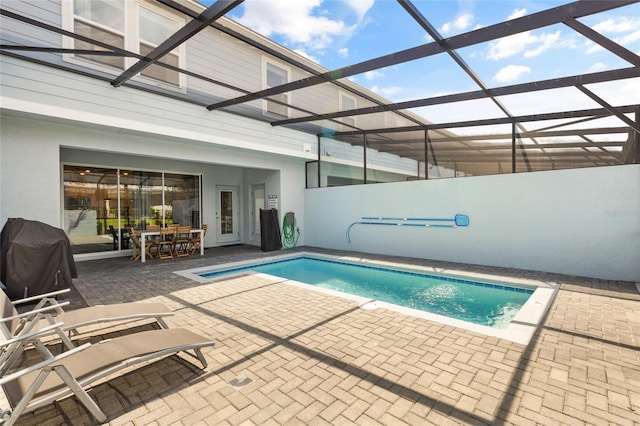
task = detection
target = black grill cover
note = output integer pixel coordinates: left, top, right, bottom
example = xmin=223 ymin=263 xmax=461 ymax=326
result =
xmin=1 ymin=218 xmax=77 ymax=300
xmin=260 ymin=208 xmax=282 ymax=252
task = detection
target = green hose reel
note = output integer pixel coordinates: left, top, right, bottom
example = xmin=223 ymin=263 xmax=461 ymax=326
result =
xmin=282 ymin=212 xmax=299 ymax=249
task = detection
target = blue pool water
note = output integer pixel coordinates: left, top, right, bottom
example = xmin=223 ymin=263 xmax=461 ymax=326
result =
xmin=200 ymin=257 xmax=534 ymax=329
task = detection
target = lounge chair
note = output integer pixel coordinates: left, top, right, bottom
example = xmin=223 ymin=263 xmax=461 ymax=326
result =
xmin=0 ymin=289 xmax=174 ymax=373
xmin=0 ymin=323 xmax=214 ymax=424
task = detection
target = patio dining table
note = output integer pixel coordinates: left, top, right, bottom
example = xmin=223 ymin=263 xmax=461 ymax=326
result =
xmin=139 ymin=228 xmax=204 ymax=263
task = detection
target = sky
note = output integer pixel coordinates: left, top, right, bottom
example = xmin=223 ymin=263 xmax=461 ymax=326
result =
xmin=199 ymin=0 xmax=640 ymax=132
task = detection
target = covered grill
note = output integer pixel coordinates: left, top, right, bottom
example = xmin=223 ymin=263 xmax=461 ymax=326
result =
xmin=1 ymin=218 xmax=77 ymax=300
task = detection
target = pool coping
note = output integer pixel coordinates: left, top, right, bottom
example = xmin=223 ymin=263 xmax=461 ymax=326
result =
xmin=174 ymin=251 xmax=560 ymax=346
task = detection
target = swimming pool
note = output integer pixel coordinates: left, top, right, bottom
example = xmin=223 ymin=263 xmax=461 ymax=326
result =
xmin=176 ymin=252 xmax=558 ymax=344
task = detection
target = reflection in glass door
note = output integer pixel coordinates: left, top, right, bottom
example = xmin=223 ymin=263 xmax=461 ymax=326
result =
xmin=216 ymin=186 xmax=239 ymax=244
xmin=63 ymin=166 xmax=119 ymax=254
xmin=251 ymin=184 xmax=265 ymax=242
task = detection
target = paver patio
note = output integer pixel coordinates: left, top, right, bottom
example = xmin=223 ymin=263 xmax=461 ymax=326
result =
xmin=3 ymin=245 xmax=639 ymax=425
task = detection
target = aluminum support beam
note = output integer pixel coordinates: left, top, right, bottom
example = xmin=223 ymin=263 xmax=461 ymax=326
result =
xmin=424 ymin=130 xmax=428 ymax=180
xmin=512 ymin=124 xmax=517 ymax=173
xmin=635 ymin=109 xmax=640 ymax=163
xmin=575 ymin=85 xmax=640 ymax=133
xmin=377 ymin=141 xmax=624 ymax=153
xmin=363 ymin=134 xmax=368 ymax=184
xmin=207 ymin=0 xmax=635 ymax=111
xmin=430 ymin=151 xmax=622 ymax=161
xmin=398 ymin=0 xmax=520 ymax=127
xmin=333 ymin=105 xmax=640 ymax=136
xmin=366 ymin=129 xmax=629 ymax=146
xmin=271 ymin=67 xmax=639 ymax=127
xmin=401 ymin=0 xmax=547 ymax=164
xmin=0 ymin=9 xmax=254 ymax=95
xmin=317 ymin=135 xmax=322 ymax=187
xmin=157 ymin=0 xmax=424 ymax=127
xmin=563 ymin=19 xmax=640 ymax=67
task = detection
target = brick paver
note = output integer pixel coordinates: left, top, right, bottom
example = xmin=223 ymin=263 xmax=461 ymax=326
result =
xmin=2 ymin=245 xmax=639 ymax=425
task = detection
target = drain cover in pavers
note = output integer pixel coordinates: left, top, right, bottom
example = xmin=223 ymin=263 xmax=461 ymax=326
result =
xmin=229 ymin=374 xmax=254 ymax=389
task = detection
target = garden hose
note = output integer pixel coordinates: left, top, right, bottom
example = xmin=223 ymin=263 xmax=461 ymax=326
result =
xmin=282 ymin=216 xmax=299 ymax=249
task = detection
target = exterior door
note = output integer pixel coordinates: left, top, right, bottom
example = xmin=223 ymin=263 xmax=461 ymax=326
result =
xmin=216 ymin=186 xmax=239 ymax=244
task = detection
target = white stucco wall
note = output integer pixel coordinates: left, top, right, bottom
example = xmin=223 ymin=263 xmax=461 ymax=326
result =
xmin=0 ymin=116 xmax=63 ymax=227
xmin=0 ymin=114 xmax=307 ymax=248
xmin=304 ymin=165 xmax=640 ymax=282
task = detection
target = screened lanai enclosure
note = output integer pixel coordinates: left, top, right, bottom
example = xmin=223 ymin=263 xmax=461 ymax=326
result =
xmin=1 ymin=0 xmax=639 ymax=187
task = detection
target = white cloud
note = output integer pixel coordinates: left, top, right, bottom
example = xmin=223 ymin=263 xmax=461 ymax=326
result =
xmin=585 ymin=42 xmax=601 ymax=54
xmin=440 ymin=13 xmax=474 ymax=35
xmin=589 ymin=62 xmax=608 ymax=72
xmin=586 ymin=29 xmax=640 ymax=54
xmin=586 ymin=16 xmax=640 ymax=53
xmin=523 ymin=31 xmax=575 ymax=58
xmin=338 ymin=47 xmax=349 ymax=58
xmin=617 ymin=29 xmax=640 ymax=46
xmin=493 ymin=65 xmax=531 ymax=83
xmin=344 ymin=0 xmax=374 ymax=20
xmin=370 ymin=85 xmax=402 ymax=98
xmin=235 ymin=0 xmax=354 ymax=50
xmin=593 ymin=17 xmax=640 ymax=34
xmin=508 ymin=8 xmax=527 ymax=20
xmin=487 ymin=30 xmax=575 ymax=60
xmin=293 ymin=49 xmax=320 ymax=64
xmin=487 ymin=32 xmax=536 ymax=60
xmin=364 ymin=70 xmax=384 ymax=80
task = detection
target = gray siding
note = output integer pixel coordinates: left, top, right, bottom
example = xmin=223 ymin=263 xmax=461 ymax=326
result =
xmin=1 ymin=0 xmax=420 ymax=174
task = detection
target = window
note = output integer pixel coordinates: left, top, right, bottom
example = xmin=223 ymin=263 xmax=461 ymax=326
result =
xmin=72 ymin=0 xmax=125 ymax=69
xmin=64 ymin=0 xmax=183 ymax=87
xmin=339 ymin=92 xmax=356 ymax=128
xmin=264 ymin=61 xmax=290 ymax=117
xmin=138 ymin=5 xmax=180 ymax=86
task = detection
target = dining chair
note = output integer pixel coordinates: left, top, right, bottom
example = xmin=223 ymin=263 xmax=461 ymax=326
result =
xmin=174 ymin=226 xmax=192 ymax=257
xmin=145 ymin=225 xmax=161 ymax=257
xmin=156 ymin=228 xmax=176 ymax=260
xmin=128 ymin=228 xmax=153 ymax=261
xmin=190 ymin=224 xmax=208 ymax=255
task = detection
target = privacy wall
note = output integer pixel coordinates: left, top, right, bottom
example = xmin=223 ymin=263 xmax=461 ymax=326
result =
xmin=304 ymin=165 xmax=640 ymax=282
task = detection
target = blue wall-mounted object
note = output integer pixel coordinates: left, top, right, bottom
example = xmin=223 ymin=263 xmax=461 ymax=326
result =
xmin=455 ymin=214 xmax=470 ymax=227
xmin=346 ymin=214 xmax=469 ymax=243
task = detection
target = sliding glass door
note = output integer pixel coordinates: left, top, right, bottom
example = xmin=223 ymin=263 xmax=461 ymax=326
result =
xmin=63 ymin=166 xmax=119 ymax=254
xmin=119 ymin=170 xmax=163 ymax=230
xmin=164 ymin=173 xmax=201 ymax=228
xmin=63 ymin=165 xmax=201 ymax=254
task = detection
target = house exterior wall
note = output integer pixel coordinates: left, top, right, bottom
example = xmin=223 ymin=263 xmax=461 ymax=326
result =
xmin=304 ymin=164 xmax=640 ymax=282
xmin=0 ymin=0 xmax=420 ymax=176
xmin=0 ymin=55 xmax=317 ymax=160
xmin=0 ymin=111 xmax=306 ymax=250
xmin=0 ymin=116 xmax=62 ymax=227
